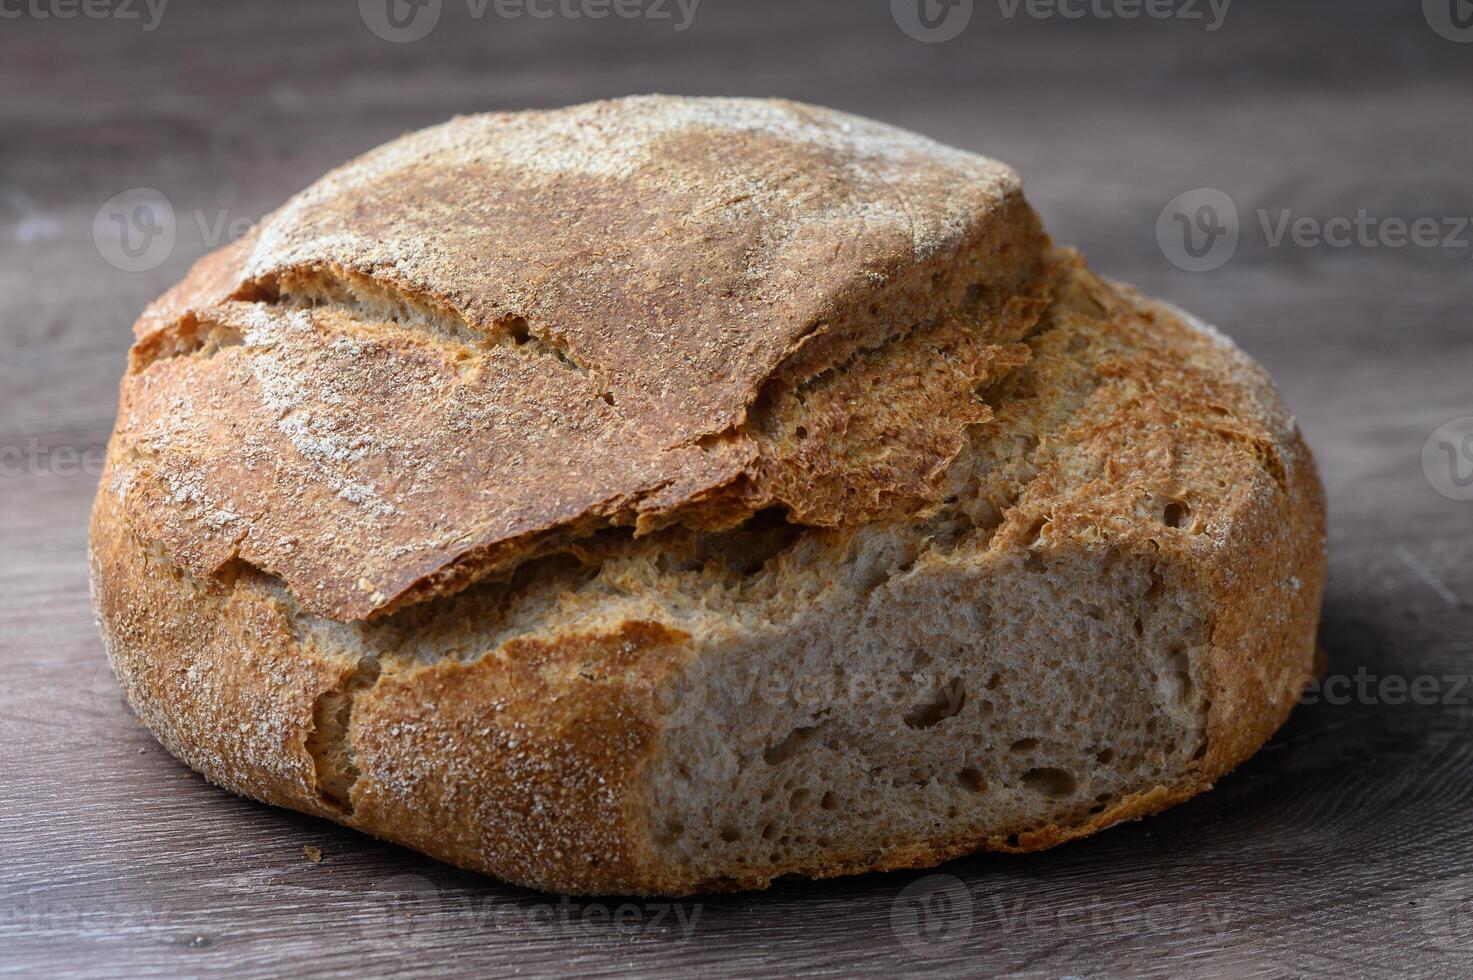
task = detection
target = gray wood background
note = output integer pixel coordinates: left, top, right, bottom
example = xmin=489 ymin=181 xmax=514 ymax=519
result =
xmin=3 ymin=1 xmax=1471 ymax=976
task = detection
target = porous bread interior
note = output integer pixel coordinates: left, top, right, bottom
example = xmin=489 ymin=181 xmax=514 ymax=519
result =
xmin=276 ymin=255 xmax=1236 ymax=887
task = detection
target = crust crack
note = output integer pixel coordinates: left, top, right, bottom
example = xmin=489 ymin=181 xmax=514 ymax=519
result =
xmin=250 ymin=265 xmax=618 ymax=404
xmin=304 ymin=657 xmax=382 ymax=813
xmin=127 ymin=313 xmax=245 ymax=375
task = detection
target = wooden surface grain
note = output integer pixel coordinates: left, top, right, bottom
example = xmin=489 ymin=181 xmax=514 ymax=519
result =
xmin=3 ymin=1 xmax=1471 ymax=976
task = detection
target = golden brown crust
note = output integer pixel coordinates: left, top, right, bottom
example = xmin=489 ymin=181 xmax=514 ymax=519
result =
xmin=348 ymin=622 xmax=692 ymax=892
xmin=114 ymin=96 xmax=1045 ymax=621
xmin=91 ymin=475 xmax=694 ymax=893
xmin=90 ymin=98 xmax=1326 ymax=896
xmin=90 ymin=483 xmax=348 ymax=822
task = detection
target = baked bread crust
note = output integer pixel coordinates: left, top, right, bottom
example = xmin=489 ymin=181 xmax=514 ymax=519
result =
xmin=119 ymin=96 xmax=1047 ymax=622
xmin=90 ymin=98 xmax=1326 ymax=896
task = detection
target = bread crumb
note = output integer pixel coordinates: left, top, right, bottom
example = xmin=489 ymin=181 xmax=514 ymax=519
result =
xmin=303 ymin=845 xmax=322 ymax=864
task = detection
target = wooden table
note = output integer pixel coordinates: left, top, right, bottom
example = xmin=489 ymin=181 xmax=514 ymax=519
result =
xmin=3 ymin=1 xmax=1471 ymax=975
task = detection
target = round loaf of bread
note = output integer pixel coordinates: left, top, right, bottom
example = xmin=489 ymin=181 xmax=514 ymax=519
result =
xmin=90 ymin=96 xmax=1326 ymax=896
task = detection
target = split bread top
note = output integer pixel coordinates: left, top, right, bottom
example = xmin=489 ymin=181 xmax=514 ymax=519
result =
xmin=107 ymin=96 xmax=1290 ymax=626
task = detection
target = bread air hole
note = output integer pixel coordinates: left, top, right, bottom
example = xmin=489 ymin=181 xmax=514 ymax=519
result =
xmin=903 ymin=678 xmax=967 ymax=729
xmin=957 ymin=768 xmax=988 ymax=793
xmin=1162 ymin=500 xmax=1191 ymax=529
xmin=1021 ymin=767 xmax=1078 ymax=799
xmin=504 ymin=316 xmax=531 ymax=345
xmin=1145 ymin=569 xmax=1166 ymax=599
xmin=762 ymin=720 xmax=828 ymax=765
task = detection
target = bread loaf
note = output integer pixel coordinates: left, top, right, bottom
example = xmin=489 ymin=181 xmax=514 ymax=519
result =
xmin=90 ymin=96 xmax=1325 ymax=895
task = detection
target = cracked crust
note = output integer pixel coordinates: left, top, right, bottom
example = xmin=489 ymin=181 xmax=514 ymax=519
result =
xmin=118 ymin=96 xmax=1046 ymax=621
xmin=90 ymin=98 xmax=1326 ymax=896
